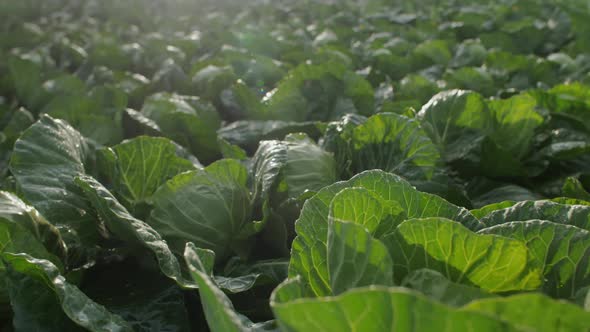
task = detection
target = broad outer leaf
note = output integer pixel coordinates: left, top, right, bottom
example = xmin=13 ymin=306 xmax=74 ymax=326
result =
xmin=534 ymin=83 xmax=590 ymax=132
xmin=487 ymin=93 xmax=543 ymax=159
xmin=289 ymin=170 xmax=482 ymax=297
xmin=9 ymin=114 xmax=101 ymax=249
xmin=0 ymin=191 xmax=66 ymax=263
xmin=149 ymin=159 xmax=253 ymax=260
xmin=251 ymin=135 xmax=337 ymax=257
xmin=463 ymin=293 xmax=590 ymax=332
xmin=0 ymin=191 xmax=66 ymax=307
xmin=348 ymin=112 xmax=441 ymax=180
xmin=401 ymin=269 xmax=494 ymax=306
xmin=282 ymin=134 xmax=337 ymax=199
xmin=6 ymin=261 xmax=83 ymax=332
xmin=327 ymin=220 xmax=394 ymax=295
xmin=99 ymin=136 xmax=195 ymax=210
xmin=479 ymin=200 xmax=590 ymax=231
xmin=321 ymin=113 xmax=367 ymax=177
xmin=271 ymin=279 xmax=521 ymax=332
xmin=470 ymin=201 xmax=517 ymax=219
xmin=328 ymin=187 xmax=386 ymax=235
xmin=328 ymin=186 xmax=406 ymax=241
xmin=416 ymin=90 xmax=492 ymax=163
xmin=479 ymin=220 xmax=590 ymax=298
xmin=252 ymin=134 xmax=337 ymax=203
xmin=78 ymin=175 xmax=265 ymax=294
xmin=204 ymin=158 xmax=249 ymax=186
xmin=382 ymin=217 xmax=543 ymax=292
xmin=318 ymin=170 xmax=481 ymax=236
xmin=75 ymin=175 xmax=197 ymax=289
xmin=252 ymin=140 xmax=288 ymax=203
xmin=3 ymin=253 xmax=133 ymax=332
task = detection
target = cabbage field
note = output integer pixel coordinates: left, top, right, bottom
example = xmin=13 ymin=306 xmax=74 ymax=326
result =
xmin=1 ymin=0 xmax=590 ymax=331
